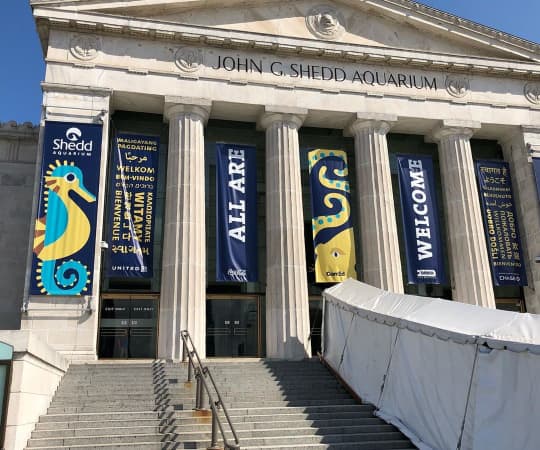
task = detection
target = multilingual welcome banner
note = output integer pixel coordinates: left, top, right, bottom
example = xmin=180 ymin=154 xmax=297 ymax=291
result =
xmin=397 ymin=155 xmax=446 ymax=285
xmin=216 ymin=143 xmax=258 ymax=282
xmin=30 ymin=121 xmax=103 ymax=296
xmin=308 ymin=149 xmax=357 ymax=283
xmin=476 ymin=160 xmax=527 ymax=286
xmin=107 ymin=134 xmax=160 ymax=278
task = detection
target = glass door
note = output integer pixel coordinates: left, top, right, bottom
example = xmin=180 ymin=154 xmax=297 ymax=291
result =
xmin=98 ymin=295 xmax=159 ymax=359
xmin=206 ymin=296 xmax=260 ymax=357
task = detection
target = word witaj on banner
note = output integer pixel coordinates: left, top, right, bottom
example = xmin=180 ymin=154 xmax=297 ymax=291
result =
xmin=397 ymin=155 xmax=446 ymax=285
xmin=308 ymin=149 xmax=357 ymax=283
xmin=107 ymin=134 xmax=160 ymax=278
xmin=476 ymin=160 xmax=527 ymax=286
xmin=30 ymin=121 xmax=103 ymax=296
xmin=216 ymin=143 xmax=258 ymax=282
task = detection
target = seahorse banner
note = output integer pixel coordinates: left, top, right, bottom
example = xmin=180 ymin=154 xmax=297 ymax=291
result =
xmin=106 ymin=134 xmax=160 ymax=278
xmin=30 ymin=121 xmax=103 ymax=296
xmin=397 ymin=155 xmax=446 ymax=285
xmin=476 ymin=160 xmax=527 ymax=286
xmin=308 ymin=149 xmax=357 ymax=283
xmin=216 ymin=143 xmax=258 ymax=282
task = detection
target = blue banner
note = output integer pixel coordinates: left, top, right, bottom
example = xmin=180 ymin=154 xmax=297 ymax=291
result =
xmin=216 ymin=143 xmax=258 ymax=282
xmin=30 ymin=121 xmax=103 ymax=296
xmin=308 ymin=149 xmax=357 ymax=283
xmin=476 ymin=160 xmax=527 ymax=286
xmin=533 ymin=157 xmax=540 ymax=201
xmin=397 ymin=155 xmax=446 ymax=285
xmin=107 ymin=134 xmax=160 ymax=278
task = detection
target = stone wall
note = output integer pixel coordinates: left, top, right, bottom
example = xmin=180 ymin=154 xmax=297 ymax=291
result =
xmin=0 ymin=122 xmax=38 ymax=330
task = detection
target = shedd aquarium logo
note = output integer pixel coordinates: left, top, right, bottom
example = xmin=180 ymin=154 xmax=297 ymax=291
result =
xmin=52 ymin=127 xmax=95 ymax=156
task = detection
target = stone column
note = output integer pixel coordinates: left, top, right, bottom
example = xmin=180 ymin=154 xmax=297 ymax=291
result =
xmin=348 ymin=116 xmax=404 ymax=293
xmin=159 ymin=97 xmax=211 ymax=360
xmin=433 ymin=121 xmax=496 ymax=308
xmin=500 ymin=127 xmax=540 ymax=314
xmin=259 ymin=107 xmax=310 ymax=360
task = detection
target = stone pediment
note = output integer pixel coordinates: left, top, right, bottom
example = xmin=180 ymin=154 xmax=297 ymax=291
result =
xmin=32 ymin=0 xmax=540 ymax=62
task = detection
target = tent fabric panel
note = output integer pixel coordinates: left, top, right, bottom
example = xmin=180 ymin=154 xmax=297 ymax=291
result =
xmin=462 ymin=348 xmax=540 ymax=450
xmin=376 ymin=329 xmax=477 ymax=450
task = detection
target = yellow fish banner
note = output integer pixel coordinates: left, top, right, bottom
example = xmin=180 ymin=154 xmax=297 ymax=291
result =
xmin=308 ymin=149 xmax=357 ymax=283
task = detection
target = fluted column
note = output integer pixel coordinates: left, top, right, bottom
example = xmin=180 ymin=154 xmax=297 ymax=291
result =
xmin=259 ymin=107 xmax=310 ymax=360
xmin=500 ymin=127 xmax=540 ymax=313
xmin=348 ymin=117 xmax=404 ymax=293
xmin=433 ymin=122 xmax=496 ymax=308
xmin=159 ymin=98 xmax=211 ymax=360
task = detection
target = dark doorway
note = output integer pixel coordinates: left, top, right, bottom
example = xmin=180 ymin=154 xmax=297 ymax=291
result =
xmin=98 ymin=296 xmax=158 ymax=359
xmin=206 ymin=296 xmax=260 ymax=357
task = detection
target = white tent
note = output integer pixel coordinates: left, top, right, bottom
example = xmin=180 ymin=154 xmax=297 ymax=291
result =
xmin=322 ymin=279 xmax=540 ymax=450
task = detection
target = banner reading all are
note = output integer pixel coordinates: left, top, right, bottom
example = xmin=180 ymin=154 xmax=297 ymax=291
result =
xmin=308 ymin=149 xmax=357 ymax=283
xmin=216 ymin=143 xmax=258 ymax=282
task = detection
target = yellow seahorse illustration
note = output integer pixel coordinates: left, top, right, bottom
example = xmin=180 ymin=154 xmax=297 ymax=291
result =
xmin=33 ymin=160 xmax=95 ymax=295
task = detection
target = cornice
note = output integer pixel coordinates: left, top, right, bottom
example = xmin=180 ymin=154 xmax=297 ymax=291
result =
xmin=0 ymin=121 xmax=40 ymax=139
xmin=33 ymin=7 xmax=540 ymax=81
xmin=30 ymin=0 xmax=540 ymax=61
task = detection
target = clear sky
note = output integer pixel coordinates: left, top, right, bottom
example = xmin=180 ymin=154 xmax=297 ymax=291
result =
xmin=2 ymin=0 xmax=540 ymax=125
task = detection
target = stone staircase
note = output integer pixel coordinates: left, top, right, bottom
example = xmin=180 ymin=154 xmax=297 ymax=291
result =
xmin=25 ymin=360 xmax=416 ymax=449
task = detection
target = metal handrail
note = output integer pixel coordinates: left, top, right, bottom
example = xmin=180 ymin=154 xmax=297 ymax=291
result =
xmin=180 ymin=330 xmax=240 ymax=450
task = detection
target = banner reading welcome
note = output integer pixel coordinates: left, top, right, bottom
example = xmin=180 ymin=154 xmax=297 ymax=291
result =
xmin=30 ymin=121 xmax=103 ymax=296
xmin=308 ymin=149 xmax=357 ymax=283
xmin=397 ymin=155 xmax=446 ymax=285
xmin=107 ymin=134 xmax=160 ymax=278
xmin=216 ymin=143 xmax=258 ymax=282
xmin=476 ymin=160 xmax=527 ymax=286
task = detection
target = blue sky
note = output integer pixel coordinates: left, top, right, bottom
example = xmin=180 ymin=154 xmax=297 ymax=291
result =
xmin=2 ymin=0 xmax=540 ymax=124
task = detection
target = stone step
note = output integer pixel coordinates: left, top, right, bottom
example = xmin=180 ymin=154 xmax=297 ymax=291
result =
xmin=27 ymin=431 xmax=408 ymax=448
xmin=47 ymin=398 xmax=359 ymax=414
xmin=50 ymin=390 xmax=351 ymax=405
xmin=35 ymin=415 xmax=386 ymax=432
xmin=32 ymin=417 xmax=392 ymax=439
xmin=32 ymin=423 xmax=397 ymax=441
xmin=38 ymin=404 xmax=373 ymax=424
xmin=25 ymin=441 xmax=416 ymax=450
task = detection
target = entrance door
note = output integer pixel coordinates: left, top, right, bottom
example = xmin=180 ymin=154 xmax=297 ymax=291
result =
xmin=206 ymin=296 xmax=260 ymax=357
xmin=98 ymin=296 xmax=158 ymax=359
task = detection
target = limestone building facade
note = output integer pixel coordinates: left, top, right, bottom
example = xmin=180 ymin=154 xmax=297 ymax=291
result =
xmin=5 ymin=0 xmax=540 ymax=361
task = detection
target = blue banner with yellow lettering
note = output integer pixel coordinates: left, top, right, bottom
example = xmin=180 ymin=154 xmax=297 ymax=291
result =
xmin=30 ymin=121 xmax=103 ymax=296
xmin=216 ymin=143 xmax=258 ymax=282
xmin=106 ymin=134 xmax=160 ymax=278
xmin=476 ymin=160 xmax=527 ymax=286
xmin=308 ymin=149 xmax=357 ymax=283
xmin=397 ymin=155 xmax=446 ymax=285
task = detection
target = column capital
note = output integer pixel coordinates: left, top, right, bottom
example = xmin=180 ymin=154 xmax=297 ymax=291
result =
xmin=346 ymin=113 xmax=397 ymax=137
xmin=164 ymin=96 xmax=212 ymax=123
xmin=258 ymin=106 xmax=307 ymax=131
xmin=430 ymin=119 xmax=481 ymax=142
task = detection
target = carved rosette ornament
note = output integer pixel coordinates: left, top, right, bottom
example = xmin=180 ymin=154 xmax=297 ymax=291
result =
xmin=524 ymin=83 xmax=540 ymax=104
xmin=175 ymin=47 xmax=203 ymax=73
xmin=445 ymin=76 xmax=470 ymax=98
xmin=70 ymin=35 xmax=101 ymax=61
xmin=306 ymin=5 xmax=345 ymax=40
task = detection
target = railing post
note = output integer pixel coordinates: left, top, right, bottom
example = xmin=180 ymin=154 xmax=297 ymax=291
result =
xmin=187 ymin=356 xmax=193 ymax=383
xmin=195 ymin=371 xmax=202 ymax=409
xmin=199 ymin=374 xmax=207 ymax=409
xmin=208 ymin=407 xmax=220 ymax=450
